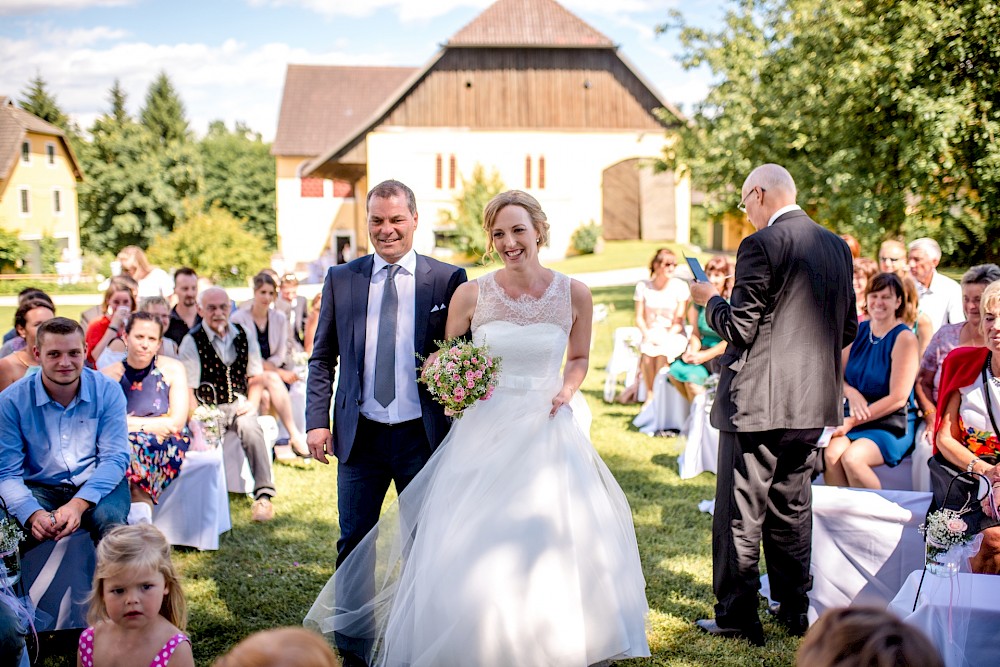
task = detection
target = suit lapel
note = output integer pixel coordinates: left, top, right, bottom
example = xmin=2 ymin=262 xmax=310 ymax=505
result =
xmin=352 ymin=256 xmax=373 ymax=382
xmin=414 ymin=254 xmax=433 ymax=355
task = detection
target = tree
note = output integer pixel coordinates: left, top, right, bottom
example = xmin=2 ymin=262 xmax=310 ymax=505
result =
xmin=19 ymin=74 xmax=69 ymax=130
xmin=660 ymin=0 xmax=1000 ymax=262
xmin=200 ymin=120 xmax=277 ymax=247
xmin=140 ymin=72 xmax=190 ymax=145
xmin=440 ymin=165 xmax=505 ymax=262
xmin=147 ymin=201 xmax=271 ymax=284
xmin=0 ymin=229 xmax=27 ymax=273
xmin=78 ymin=81 xmax=202 ymax=253
xmin=108 ymin=79 xmax=129 ymax=124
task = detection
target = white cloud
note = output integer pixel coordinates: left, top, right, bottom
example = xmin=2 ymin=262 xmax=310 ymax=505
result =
xmin=0 ymin=0 xmax=136 ymax=16
xmin=0 ymin=29 xmax=395 ymax=140
xmin=246 ymin=0 xmax=489 ymax=21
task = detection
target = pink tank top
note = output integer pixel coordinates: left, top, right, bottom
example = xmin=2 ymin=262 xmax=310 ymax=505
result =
xmin=78 ymin=627 xmax=190 ymax=667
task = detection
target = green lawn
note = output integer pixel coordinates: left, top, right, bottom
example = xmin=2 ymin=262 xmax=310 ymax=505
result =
xmin=465 ymin=240 xmax=701 ymax=279
xmin=35 ymin=284 xmax=799 ymax=666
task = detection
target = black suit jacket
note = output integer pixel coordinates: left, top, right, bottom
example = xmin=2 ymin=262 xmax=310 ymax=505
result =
xmin=707 ymin=210 xmax=857 ymax=432
xmin=305 ymin=253 xmax=467 ymax=461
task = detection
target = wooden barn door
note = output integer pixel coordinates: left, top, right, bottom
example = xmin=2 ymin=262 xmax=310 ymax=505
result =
xmin=602 ymin=159 xmax=641 ymax=240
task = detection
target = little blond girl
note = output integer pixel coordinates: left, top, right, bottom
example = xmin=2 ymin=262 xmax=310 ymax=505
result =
xmin=78 ymin=524 xmax=194 ymax=667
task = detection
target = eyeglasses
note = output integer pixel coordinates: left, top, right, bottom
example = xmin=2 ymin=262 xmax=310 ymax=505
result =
xmin=738 ymin=187 xmax=765 ymax=213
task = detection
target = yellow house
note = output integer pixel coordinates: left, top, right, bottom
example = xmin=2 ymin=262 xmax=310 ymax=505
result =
xmin=0 ymin=96 xmax=83 ymax=272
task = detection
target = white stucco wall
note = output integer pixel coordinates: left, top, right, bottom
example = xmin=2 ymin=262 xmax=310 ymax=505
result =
xmin=275 ymin=156 xmax=350 ymax=268
xmin=365 ymin=128 xmax=688 ymax=260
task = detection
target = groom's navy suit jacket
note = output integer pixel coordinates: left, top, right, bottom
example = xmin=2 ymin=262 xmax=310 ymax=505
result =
xmin=305 ymin=253 xmax=467 ymax=462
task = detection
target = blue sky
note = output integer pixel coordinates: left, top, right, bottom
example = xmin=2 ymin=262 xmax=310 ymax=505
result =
xmin=0 ymin=0 xmax=726 ymax=141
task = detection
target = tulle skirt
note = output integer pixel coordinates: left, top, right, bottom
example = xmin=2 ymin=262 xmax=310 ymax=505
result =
xmin=305 ymin=379 xmax=650 ymax=666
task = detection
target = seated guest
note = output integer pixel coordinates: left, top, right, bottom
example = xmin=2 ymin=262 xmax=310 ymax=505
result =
xmin=0 ymin=299 xmax=55 ymax=391
xmin=277 ymin=273 xmax=308 ymax=350
xmin=86 ymin=276 xmax=138 ymax=368
xmin=797 ymin=607 xmax=942 ymax=667
xmin=852 ymin=257 xmax=878 ymax=322
xmin=668 ymin=255 xmax=731 ymax=402
xmin=877 ymin=239 xmax=907 ymax=274
xmin=0 ymin=318 xmax=130 ymax=546
xmin=304 ymin=292 xmax=323 ymax=356
xmin=139 ymin=296 xmax=179 ymax=357
xmin=0 ymin=288 xmax=54 ymax=358
xmin=116 ymin=245 xmax=173 ymax=300
xmin=232 ymin=273 xmax=309 ymax=459
xmin=825 ymin=273 xmax=920 ymax=488
xmin=908 ymin=237 xmax=964 ymax=333
xmin=916 ymin=264 xmax=1000 ymax=429
xmin=101 ymin=312 xmax=190 ymax=518
xmin=179 ymin=287 xmax=276 ymax=522
xmin=634 ymin=248 xmax=690 ymax=399
xmin=165 ymin=267 xmax=201 ymax=346
xmin=929 ymin=279 xmax=1000 ymax=574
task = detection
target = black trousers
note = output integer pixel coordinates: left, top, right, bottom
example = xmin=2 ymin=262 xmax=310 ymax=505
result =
xmin=713 ymin=428 xmax=822 ymax=628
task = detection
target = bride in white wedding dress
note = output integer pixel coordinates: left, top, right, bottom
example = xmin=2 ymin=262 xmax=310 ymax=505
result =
xmin=306 ymin=191 xmax=650 ymax=666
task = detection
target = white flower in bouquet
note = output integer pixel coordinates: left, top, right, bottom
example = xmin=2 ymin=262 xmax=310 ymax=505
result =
xmin=0 ymin=517 xmax=24 ymax=555
xmin=192 ymin=403 xmax=225 ymax=448
xmin=919 ymin=508 xmax=973 ymax=548
xmin=293 ymin=351 xmax=311 ymax=368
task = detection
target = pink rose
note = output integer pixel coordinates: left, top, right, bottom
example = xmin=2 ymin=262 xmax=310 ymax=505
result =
xmin=481 ymin=386 xmax=494 ymax=400
xmin=466 ymin=380 xmax=475 ymax=388
xmin=464 ymin=359 xmax=470 ymax=367
xmin=946 ymin=518 xmax=968 ymax=533
xmin=445 ymin=361 xmax=456 ymax=371
xmin=450 ymin=346 xmax=460 ymax=355
xmin=465 ymin=370 xmax=475 ymax=380
xmin=471 ymin=357 xmax=479 ymax=364
xmin=453 ymin=387 xmax=465 ymax=401
xmin=474 ymin=370 xmax=483 ymax=379
xmin=452 ymin=374 xmax=461 ymax=382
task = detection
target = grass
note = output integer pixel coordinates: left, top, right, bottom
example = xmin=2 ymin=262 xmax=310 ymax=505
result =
xmin=34 ymin=286 xmax=802 ymax=666
xmin=465 ymin=240 xmax=700 ymax=279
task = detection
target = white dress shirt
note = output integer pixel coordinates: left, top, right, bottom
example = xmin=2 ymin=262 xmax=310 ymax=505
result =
xmin=917 ymin=270 xmax=965 ymax=334
xmin=361 ymin=249 xmax=421 ymax=424
xmin=767 ymin=204 xmax=802 ymax=227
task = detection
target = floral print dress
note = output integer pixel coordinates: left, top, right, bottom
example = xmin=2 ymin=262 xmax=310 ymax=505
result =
xmin=120 ymin=361 xmax=190 ymax=503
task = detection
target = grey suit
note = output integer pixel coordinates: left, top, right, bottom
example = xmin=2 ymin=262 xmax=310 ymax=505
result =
xmin=705 ymin=209 xmax=857 ymax=630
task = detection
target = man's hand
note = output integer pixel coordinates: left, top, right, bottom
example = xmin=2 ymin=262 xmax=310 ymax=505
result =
xmin=690 ymin=281 xmax=720 ymax=307
xmin=53 ymin=498 xmax=90 ymax=540
xmin=27 ymin=509 xmax=59 ymax=542
xmin=307 ymin=428 xmax=333 ymax=464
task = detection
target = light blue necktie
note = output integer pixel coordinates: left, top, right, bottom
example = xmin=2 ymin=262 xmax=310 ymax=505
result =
xmin=374 ymin=264 xmax=400 ymax=407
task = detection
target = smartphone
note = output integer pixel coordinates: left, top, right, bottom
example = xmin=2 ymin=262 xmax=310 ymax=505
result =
xmin=685 ymin=255 xmax=710 ymax=283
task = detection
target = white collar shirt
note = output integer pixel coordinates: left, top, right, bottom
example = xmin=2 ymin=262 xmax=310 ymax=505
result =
xmin=917 ymin=270 xmax=965 ymax=334
xmin=362 ymin=249 xmax=421 ymax=423
xmin=767 ymin=204 xmax=802 ymax=227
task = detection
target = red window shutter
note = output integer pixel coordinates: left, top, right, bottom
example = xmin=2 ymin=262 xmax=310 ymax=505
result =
xmin=332 ymin=179 xmax=353 ymax=198
xmin=525 ymin=156 xmax=532 ymax=189
xmin=448 ymin=155 xmax=456 ymax=189
xmin=435 ymin=154 xmax=443 ymax=189
xmin=538 ymin=156 xmax=545 ymax=189
xmin=300 ymin=178 xmax=324 ymax=198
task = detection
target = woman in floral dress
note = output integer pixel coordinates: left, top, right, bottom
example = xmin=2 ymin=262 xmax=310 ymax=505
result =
xmin=102 ymin=312 xmax=190 ymax=513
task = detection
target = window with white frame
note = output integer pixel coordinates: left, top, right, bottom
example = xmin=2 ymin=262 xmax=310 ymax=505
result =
xmin=19 ymin=187 xmax=30 ymax=215
xmin=53 ymin=188 xmax=63 ymax=215
xmin=21 ymin=140 xmax=30 ymax=164
xmin=46 ymin=142 xmax=56 ymax=166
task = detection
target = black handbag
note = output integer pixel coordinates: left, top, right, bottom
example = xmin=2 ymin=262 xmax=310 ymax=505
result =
xmin=844 ymin=400 xmax=907 ymax=436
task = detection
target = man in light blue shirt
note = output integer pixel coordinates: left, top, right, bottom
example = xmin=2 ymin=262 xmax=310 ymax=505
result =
xmin=0 ymin=318 xmax=129 ymax=545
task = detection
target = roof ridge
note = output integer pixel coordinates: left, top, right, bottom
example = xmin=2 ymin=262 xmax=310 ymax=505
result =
xmin=447 ymin=0 xmax=614 ymax=48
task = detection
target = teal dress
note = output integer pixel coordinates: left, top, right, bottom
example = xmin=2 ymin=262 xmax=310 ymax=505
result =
xmin=668 ymin=305 xmax=723 ymax=385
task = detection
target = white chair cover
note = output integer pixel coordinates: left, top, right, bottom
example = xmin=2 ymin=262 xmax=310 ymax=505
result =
xmin=22 ymin=529 xmax=95 ymax=630
xmin=912 ymin=421 xmax=933 ymax=492
xmin=152 ymin=446 xmax=232 ymax=550
xmin=632 ymin=369 xmax=689 ymax=435
xmin=603 ymin=327 xmax=641 ymax=402
xmin=889 ymin=571 xmax=999 ymax=667
xmin=677 ymin=391 xmax=720 ymax=479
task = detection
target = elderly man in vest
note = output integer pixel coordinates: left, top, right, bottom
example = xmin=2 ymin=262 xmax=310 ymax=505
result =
xmin=179 ymin=286 xmax=275 ymax=522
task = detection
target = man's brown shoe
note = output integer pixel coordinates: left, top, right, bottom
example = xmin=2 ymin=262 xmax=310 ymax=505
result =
xmin=251 ymin=497 xmax=275 ymax=522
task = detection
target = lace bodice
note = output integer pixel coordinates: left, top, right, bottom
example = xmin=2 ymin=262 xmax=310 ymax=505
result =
xmin=471 ymin=271 xmax=572 ymax=383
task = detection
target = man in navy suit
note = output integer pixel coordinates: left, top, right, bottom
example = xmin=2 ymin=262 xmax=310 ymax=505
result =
xmin=305 ymin=179 xmax=466 ymax=665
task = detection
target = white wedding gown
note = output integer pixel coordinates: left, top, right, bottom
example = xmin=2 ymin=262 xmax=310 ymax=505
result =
xmin=306 ymin=271 xmax=650 ymax=666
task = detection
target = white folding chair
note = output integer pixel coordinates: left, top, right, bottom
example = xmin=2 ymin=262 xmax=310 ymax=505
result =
xmin=603 ymin=327 xmax=641 ymax=402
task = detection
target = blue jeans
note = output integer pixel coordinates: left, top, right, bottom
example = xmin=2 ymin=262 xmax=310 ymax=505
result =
xmin=11 ymin=478 xmax=130 ymax=548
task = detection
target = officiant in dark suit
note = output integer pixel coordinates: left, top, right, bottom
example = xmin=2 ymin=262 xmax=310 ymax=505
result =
xmin=690 ymin=164 xmax=857 ymax=646
xmin=305 ymin=179 xmax=466 ymax=666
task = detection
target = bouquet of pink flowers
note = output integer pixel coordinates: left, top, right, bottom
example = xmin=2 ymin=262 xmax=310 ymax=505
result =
xmin=419 ymin=339 xmax=502 ymax=417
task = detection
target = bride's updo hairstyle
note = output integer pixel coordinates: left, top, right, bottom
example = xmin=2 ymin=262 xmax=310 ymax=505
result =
xmin=482 ymin=190 xmax=551 ymax=259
